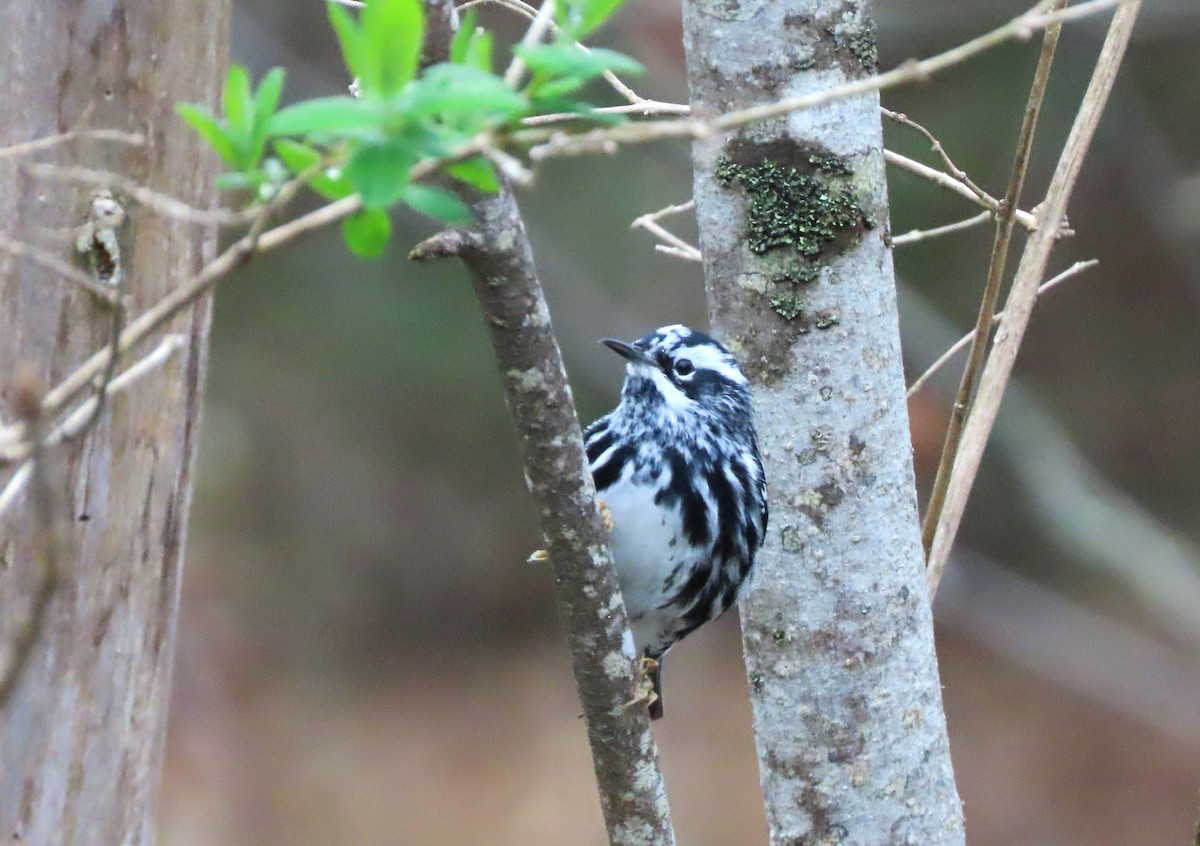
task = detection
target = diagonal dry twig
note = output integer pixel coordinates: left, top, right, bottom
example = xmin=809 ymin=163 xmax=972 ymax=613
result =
xmin=927 ymin=0 xmax=1145 ymax=597
xmin=906 ymin=259 xmax=1096 ymax=399
xmin=921 ymin=0 xmax=1068 ymax=558
xmin=631 ymin=200 xmax=702 ymax=262
xmin=0 ymin=335 xmax=186 ymax=519
xmin=883 ymin=108 xmax=991 ymax=205
xmin=891 ymin=211 xmax=992 ymax=246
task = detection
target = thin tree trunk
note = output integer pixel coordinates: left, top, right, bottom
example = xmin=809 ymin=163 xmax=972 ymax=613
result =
xmin=682 ymin=1 xmax=965 ymax=843
xmin=0 ymin=3 xmax=228 ymax=843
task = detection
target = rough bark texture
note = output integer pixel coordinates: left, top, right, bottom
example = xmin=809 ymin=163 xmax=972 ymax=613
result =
xmin=412 ymin=5 xmax=675 ymax=844
xmin=0 ymin=2 xmax=227 ymax=843
xmin=682 ymin=1 xmax=965 ymax=843
xmin=412 ymin=188 xmax=677 ymax=846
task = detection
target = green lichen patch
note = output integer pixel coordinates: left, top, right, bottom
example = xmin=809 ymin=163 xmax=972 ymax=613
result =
xmin=842 ymin=21 xmax=879 ymax=72
xmin=765 ymin=265 xmax=820 ymax=321
xmin=715 ymin=154 xmax=866 ymax=258
xmin=768 ymin=289 xmax=805 ymax=320
xmin=808 ymin=153 xmax=853 ymax=176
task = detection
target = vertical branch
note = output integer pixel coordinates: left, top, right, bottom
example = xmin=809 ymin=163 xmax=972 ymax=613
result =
xmin=682 ymin=0 xmax=964 ymax=843
xmin=412 ymin=4 xmax=677 ymax=846
xmin=920 ymin=0 xmax=1066 ymax=557
xmin=927 ymin=0 xmax=1144 ymax=593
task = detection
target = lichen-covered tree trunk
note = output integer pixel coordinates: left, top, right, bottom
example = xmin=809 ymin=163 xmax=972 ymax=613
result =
xmin=682 ymin=1 xmax=965 ymax=843
xmin=0 ymin=2 xmax=228 ymax=842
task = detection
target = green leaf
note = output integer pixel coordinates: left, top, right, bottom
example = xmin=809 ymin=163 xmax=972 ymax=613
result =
xmin=516 ymin=44 xmax=643 ymax=84
xmin=253 ymin=68 xmax=286 ymax=129
xmin=561 ymin=0 xmax=626 ymax=39
xmin=407 ymin=64 xmax=527 ymax=122
xmin=531 ymin=76 xmax=586 ymax=100
xmin=445 ymin=156 xmax=499 ymax=193
xmin=343 ymin=207 xmax=392 ymax=258
xmin=464 ymin=28 xmax=493 ymax=74
xmin=267 ymin=97 xmax=388 ymax=136
xmin=224 ymin=64 xmax=253 ymax=133
xmin=276 ymin=141 xmax=354 ymax=200
xmin=273 ymin=138 xmax=322 ymax=173
xmin=177 ymin=103 xmax=238 ymax=168
xmin=401 ymin=183 xmax=472 ymax=224
xmin=360 ymin=0 xmax=424 ymax=96
xmin=448 ymin=13 xmax=493 ymax=75
xmin=449 ymin=10 xmax=478 ymax=65
xmin=246 ymin=68 xmax=287 ymax=168
xmin=328 ymin=2 xmax=366 ymax=83
xmin=345 ymin=137 xmax=418 ymax=206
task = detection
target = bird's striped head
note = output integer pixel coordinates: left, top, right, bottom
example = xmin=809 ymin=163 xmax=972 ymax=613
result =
xmin=602 ymin=325 xmax=749 ymax=416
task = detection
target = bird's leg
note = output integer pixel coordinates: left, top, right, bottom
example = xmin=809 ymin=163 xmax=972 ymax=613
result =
xmin=621 ymin=656 xmax=662 ymax=719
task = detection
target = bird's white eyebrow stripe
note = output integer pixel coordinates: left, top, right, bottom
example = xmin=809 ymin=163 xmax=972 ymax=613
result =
xmin=674 ymin=344 xmax=746 ymax=384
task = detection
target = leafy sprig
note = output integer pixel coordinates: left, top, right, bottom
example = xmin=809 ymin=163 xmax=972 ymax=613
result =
xmin=176 ymin=0 xmax=639 ymax=258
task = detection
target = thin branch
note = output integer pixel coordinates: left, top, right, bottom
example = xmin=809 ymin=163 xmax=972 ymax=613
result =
xmin=0 ymin=336 xmax=187 ymax=519
xmin=25 ymin=163 xmax=254 ymax=226
xmin=522 ymin=100 xmax=691 ymax=127
xmin=502 ymin=0 xmax=556 ymax=89
xmin=0 ymin=171 xmax=355 ymax=461
xmin=0 ymin=372 xmax=60 ymax=710
xmin=0 ymin=128 xmax=144 ymax=161
xmin=884 ymin=151 xmax=1041 ymax=232
xmin=517 ymin=0 xmax=1127 ymax=156
xmin=631 ymin=200 xmax=702 ymax=262
xmin=0 ymin=231 xmax=122 ymax=305
xmin=921 ymin=0 xmax=1067 ymax=558
xmin=927 ymin=0 xmax=1144 ymax=597
xmin=460 ymin=0 xmax=648 ymax=107
xmin=906 ymin=260 xmax=1096 ymax=399
xmin=891 ymin=211 xmax=992 ymax=246
xmin=883 ymin=108 xmax=991 ymax=205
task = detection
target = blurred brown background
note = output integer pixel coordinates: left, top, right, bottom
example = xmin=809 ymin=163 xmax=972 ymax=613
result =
xmin=159 ymin=2 xmax=1200 ymax=844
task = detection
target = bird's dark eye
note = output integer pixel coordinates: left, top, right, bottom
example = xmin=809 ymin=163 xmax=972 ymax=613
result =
xmin=674 ymin=359 xmax=694 ymax=376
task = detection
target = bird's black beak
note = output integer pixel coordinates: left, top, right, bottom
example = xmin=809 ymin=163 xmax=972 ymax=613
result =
xmin=601 ymin=338 xmax=654 ymax=365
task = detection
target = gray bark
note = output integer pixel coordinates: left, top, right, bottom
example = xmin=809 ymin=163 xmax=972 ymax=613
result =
xmin=0 ymin=2 xmax=227 ymax=843
xmin=413 ymin=4 xmax=676 ymax=844
xmin=682 ymin=1 xmax=965 ymax=843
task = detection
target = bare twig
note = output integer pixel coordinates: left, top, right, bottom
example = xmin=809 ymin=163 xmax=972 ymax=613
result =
xmin=0 ymin=169 xmax=355 ymax=461
xmin=884 ymin=151 xmax=1041 ymax=231
xmin=522 ymin=101 xmax=691 ymax=126
xmin=0 ymin=371 xmax=60 ymax=709
xmin=461 ymin=0 xmax=650 ymax=108
xmin=0 ymin=336 xmax=186 ymax=519
xmin=0 ymin=128 xmax=144 ymax=161
xmin=906 ymin=260 xmax=1096 ymax=399
xmin=891 ymin=211 xmax=992 ymax=246
xmin=25 ymin=163 xmax=253 ymax=226
xmin=883 ymin=108 xmax=990 ymax=205
xmin=927 ymin=0 xmax=1144 ymax=596
xmin=0 ymin=231 xmax=122 ymax=305
xmin=503 ymin=0 xmax=556 ymax=89
xmin=518 ymin=0 xmax=1127 ymax=157
xmin=921 ymin=0 xmax=1067 ymax=558
xmin=631 ymin=200 xmax=702 ymax=262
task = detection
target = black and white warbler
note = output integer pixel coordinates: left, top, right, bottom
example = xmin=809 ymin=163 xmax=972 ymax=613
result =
xmin=585 ymin=325 xmax=768 ymax=719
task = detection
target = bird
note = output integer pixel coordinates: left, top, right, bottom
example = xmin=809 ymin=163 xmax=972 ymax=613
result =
xmin=584 ymin=324 xmax=767 ymax=719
